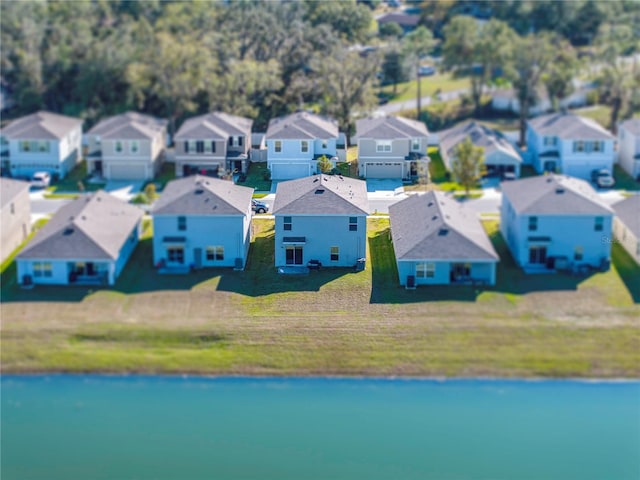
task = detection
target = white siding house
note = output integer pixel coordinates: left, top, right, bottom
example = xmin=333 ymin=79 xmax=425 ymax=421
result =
xmin=16 ymin=191 xmax=143 ymax=286
xmin=151 ymin=175 xmax=254 ymax=270
xmin=500 ymin=175 xmax=614 ymax=273
xmin=354 ymin=115 xmax=429 ymax=180
xmin=272 ymin=175 xmax=368 ymax=267
xmin=612 ymin=195 xmax=640 ymax=265
xmin=265 ymin=112 xmax=342 ymax=180
xmin=617 ymin=119 xmax=640 ymax=181
xmin=0 ymin=178 xmax=31 ymax=262
xmin=526 ymin=113 xmax=615 ymax=180
xmin=0 ymin=111 xmax=82 ymax=180
xmin=389 ymin=191 xmax=498 ymax=287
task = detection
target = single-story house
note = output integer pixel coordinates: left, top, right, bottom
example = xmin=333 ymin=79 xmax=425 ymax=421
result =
xmin=612 ymin=195 xmax=640 ymax=265
xmin=0 ymin=177 xmax=31 ymax=262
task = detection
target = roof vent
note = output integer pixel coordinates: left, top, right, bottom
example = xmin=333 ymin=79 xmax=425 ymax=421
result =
xmin=427 ymin=201 xmax=434 ymax=207
xmin=195 ymin=189 xmax=204 ymax=195
xmin=63 ymin=227 xmax=74 ymax=236
xmin=315 ymin=189 xmax=325 ymax=194
xmin=313 ymin=178 xmax=319 ymax=183
xmin=546 ymin=177 xmax=553 ymax=183
xmin=432 ymin=215 xmax=438 ymax=221
xmin=438 ymin=228 xmax=449 ymax=236
xmin=555 ymin=187 xmax=565 ymax=194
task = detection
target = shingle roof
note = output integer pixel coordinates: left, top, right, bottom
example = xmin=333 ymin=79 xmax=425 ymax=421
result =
xmin=389 ymin=191 xmax=498 ymax=261
xmin=500 ymin=175 xmax=613 ymax=215
xmin=619 ymin=118 xmax=640 ymax=137
xmin=174 ymin=112 xmax=253 ymax=140
xmin=87 ymin=112 xmax=167 ymax=140
xmin=0 ymin=177 xmax=30 ymax=209
xmin=613 ymin=195 xmax=640 ymax=238
xmin=17 ymin=191 xmax=143 ymax=260
xmin=354 ymin=115 xmax=429 ymax=141
xmin=439 ymin=121 xmax=522 ymax=164
xmin=266 ymin=112 xmax=339 ymax=140
xmin=152 ymin=175 xmax=254 ymax=216
xmin=0 ymin=111 xmax=82 ymax=140
xmin=273 ymin=174 xmax=369 ymax=215
xmin=528 ymin=112 xmax=614 ymax=140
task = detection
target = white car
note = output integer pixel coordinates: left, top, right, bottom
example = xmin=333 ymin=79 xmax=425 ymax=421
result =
xmin=31 ymin=171 xmax=51 ymax=188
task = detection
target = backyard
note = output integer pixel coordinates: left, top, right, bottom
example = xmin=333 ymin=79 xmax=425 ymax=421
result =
xmin=1 ymin=218 xmax=638 ymax=378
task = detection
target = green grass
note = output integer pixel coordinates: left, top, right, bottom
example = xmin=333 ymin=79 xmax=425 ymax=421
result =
xmin=240 ymin=162 xmax=272 ymax=192
xmin=613 ymin=165 xmax=640 ymax=191
xmin=47 ymin=160 xmax=104 ymax=193
xmin=1 ymin=218 xmax=638 ymax=377
xmin=571 ymin=105 xmax=612 ymax=129
xmin=381 ymin=73 xmax=471 ymax=104
xmin=43 ymin=193 xmax=80 ymax=199
xmin=336 ymin=161 xmax=357 ymax=178
xmin=427 ymin=148 xmax=480 ymax=192
xmin=151 ymin=162 xmax=177 ymax=191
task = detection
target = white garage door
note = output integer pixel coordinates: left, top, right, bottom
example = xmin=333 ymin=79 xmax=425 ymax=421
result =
xmin=365 ymin=162 xmax=403 ymax=179
xmin=108 ymin=164 xmax=147 ymax=180
xmin=564 ymin=162 xmax=604 ymax=181
xmin=271 ymin=163 xmax=310 ymax=180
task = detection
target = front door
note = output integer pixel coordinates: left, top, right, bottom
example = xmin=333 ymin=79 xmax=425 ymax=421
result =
xmin=285 ymin=245 xmax=303 ymax=265
xmin=193 ymin=248 xmax=202 ymax=269
xmin=95 ymin=161 xmax=103 ymax=175
xmin=451 ymin=263 xmax=471 ymax=282
xmin=529 ymin=246 xmax=547 ymax=264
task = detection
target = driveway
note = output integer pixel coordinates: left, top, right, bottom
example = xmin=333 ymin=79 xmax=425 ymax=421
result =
xmin=102 ymin=180 xmax=144 ymax=201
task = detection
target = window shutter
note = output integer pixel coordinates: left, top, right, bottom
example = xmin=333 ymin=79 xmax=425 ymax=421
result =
xmin=228 ymin=137 xmax=233 ymax=147
xmin=212 ymin=141 xmax=216 ymax=153
xmin=184 ymin=141 xmax=189 ymax=153
xmin=238 ymin=136 xmax=243 ymax=146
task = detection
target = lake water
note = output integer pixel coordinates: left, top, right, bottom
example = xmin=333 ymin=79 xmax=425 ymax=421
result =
xmin=2 ymin=376 xmax=639 ymax=480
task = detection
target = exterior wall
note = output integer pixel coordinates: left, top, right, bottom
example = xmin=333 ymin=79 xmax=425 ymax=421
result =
xmin=501 ymin=203 xmax=613 ymax=270
xmin=617 ymin=127 xmax=640 ymax=179
xmin=357 ymin=137 xmax=428 ymax=179
xmin=152 ymin=213 xmax=251 ymax=268
xmin=113 ymin=221 xmax=142 ymax=281
xmin=100 ymin=134 xmax=166 ymax=180
xmin=0 ymin=187 xmax=31 ymax=262
xmin=16 ymin=258 xmax=114 ymax=285
xmin=613 ymin=217 xmax=640 ymax=265
xmin=396 ymin=260 xmax=496 ymax=286
xmin=266 ymin=138 xmax=339 ymax=176
xmin=273 ymin=214 xmax=366 ymax=267
xmin=485 ymin=150 xmax=521 ymax=177
xmin=174 ymin=139 xmax=227 ymax=160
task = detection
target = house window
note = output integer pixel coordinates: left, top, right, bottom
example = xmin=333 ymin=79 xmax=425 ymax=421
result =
xmin=38 ymin=141 xmax=50 ymax=152
xmin=330 ymin=246 xmax=339 ymax=262
xmin=573 ymin=141 xmax=584 ymax=153
xmin=595 ymin=216 xmax=603 ymax=232
xmin=130 ymin=140 xmax=139 ymax=154
xmin=275 ymin=141 xmax=282 ymax=153
xmin=196 ymin=141 xmax=205 ymax=153
xmin=167 ymin=246 xmax=185 ymax=264
xmin=349 ymin=217 xmax=358 ymax=231
xmin=19 ymin=140 xmax=31 ymax=152
xmin=322 ymin=140 xmax=328 ymax=149
xmin=95 ymin=136 xmax=101 ymax=147
xmin=188 ymin=140 xmax=197 ymax=154
xmin=376 ymin=141 xmax=392 ymax=153
xmin=33 ymin=262 xmax=53 ymax=278
xmin=529 ymin=246 xmax=547 ymax=264
xmin=204 ymin=141 xmax=213 ymax=153
xmin=592 ymin=141 xmax=603 ymax=152
xmin=416 ymin=262 xmax=435 ymax=278
xmin=283 ymin=216 xmax=292 ymax=231
xmin=528 ymin=216 xmax=538 ymax=232
xmin=543 ymin=136 xmax=557 ymax=147
xmin=301 ymin=141 xmax=309 ymax=153
xmin=206 ymin=246 xmax=224 ymax=261
xmin=574 ymin=246 xmax=583 ymax=261
xmin=411 ymin=138 xmax=421 ymax=151
xmin=177 ymin=216 xmax=187 ymax=231
xmin=115 ymin=141 xmax=123 ymax=153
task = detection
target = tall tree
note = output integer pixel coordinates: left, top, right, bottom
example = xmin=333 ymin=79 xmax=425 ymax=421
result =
xmin=402 ymin=26 xmax=436 ymax=121
xmin=451 ymin=138 xmax=485 ymax=195
xmin=381 ymin=44 xmax=411 ymax=97
xmin=541 ymin=37 xmax=579 ymax=112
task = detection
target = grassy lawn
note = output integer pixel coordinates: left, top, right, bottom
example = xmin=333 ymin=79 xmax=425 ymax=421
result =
xmin=427 ymin=147 xmax=480 ymax=192
xmin=149 ymin=162 xmax=176 ymax=192
xmin=1 ymin=218 xmax=638 ymax=378
xmin=613 ymin=165 xmax=640 ymax=191
xmin=381 ymin=73 xmax=471 ymax=104
xmin=240 ymin=162 xmax=272 ymax=192
xmin=571 ymin=105 xmax=612 ymax=129
xmin=47 ymin=160 xmax=105 ymax=193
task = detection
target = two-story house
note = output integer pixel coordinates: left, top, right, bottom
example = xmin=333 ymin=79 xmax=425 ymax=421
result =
xmin=16 ymin=191 xmax=143 ymax=286
xmin=439 ymin=121 xmax=522 ymax=178
xmin=265 ymin=112 xmax=341 ymax=180
xmin=526 ymin=112 xmax=615 ymax=180
xmin=86 ymin=112 xmax=167 ymax=181
xmin=390 ymin=191 xmax=498 ymax=287
xmin=0 ymin=111 xmax=82 ymax=180
xmin=500 ymin=175 xmax=613 ymax=273
xmin=151 ymin=175 xmax=254 ymax=271
xmin=272 ymin=175 xmax=369 ymax=267
xmin=173 ymin=112 xmax=253 ymax=178
xmin=354 ymin=115 xmax=430 ymax=179
xmin=617 ymin=118 xmax=640 ymax=181
xmin=0 ymin=178 xmax=31 ymax=262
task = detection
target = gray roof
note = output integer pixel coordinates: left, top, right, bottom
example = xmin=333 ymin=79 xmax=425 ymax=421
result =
xmin=619 ymin=118 xmax=640 ymax=137
xmin=0 ymin=111 xmax=82 ymax=140
xmin=174 ymin=112 xmax=253 ymax=140
xmin=17 ymin=191 xmax=143 ymax=261
xmin=87 ymin=112 xmax=167 ymax=140
xmin=376 ymin=12 xmax=420 ymax=26
xmin=439 ymin=121 xmax=522 ymax=164
xmin=501 ymin=175 xmax=613 ymax=215
xmin=528 ymin=112 xmax=614 ymax=140
xmin=152 ymin=175 xmax=254 ymax=216
xmin=389 ymin=191 xmax=498 ymax=261
xmin=0 ymin=177 xmax=30 ymax=208
xmin=354 ymin=115 xmax=429 ymax=141
xmin=613 ymin=195 xmax=640 ymax=238
xmin=266 ymin=112 xmax=339 ymax=140
xmin=273 ymin=175 xmax=369 ymax=215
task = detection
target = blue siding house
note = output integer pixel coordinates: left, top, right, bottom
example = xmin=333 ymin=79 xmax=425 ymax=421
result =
xmin=272 ymin=175 xmax=369 ymax=267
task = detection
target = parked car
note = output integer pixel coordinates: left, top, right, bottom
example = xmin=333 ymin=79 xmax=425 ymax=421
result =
xmin=591 ymin=169 xmax=615 ymax=188
xmin=251 ymin=199 xmax=269 ymax=214
xmin=31 ymin=171 xmax=51 ymax=188
xmin=418 ymin=65 xmax=436 ymax=77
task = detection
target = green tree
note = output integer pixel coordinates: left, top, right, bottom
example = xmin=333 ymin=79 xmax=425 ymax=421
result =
xmin=451 ymin=138 xmax=485 ymax=195
xmin=381 ymin=44 xmax=411 ymax=96
xmin=402 ymin=26 xmax=436 ymax=120
xmin=541 ymin=37 xmax=579 ymax=112
xmin=378 ymin=22 xmax=403 ymax=39
xmin=317 ymin=155 xmax=333 ymax=174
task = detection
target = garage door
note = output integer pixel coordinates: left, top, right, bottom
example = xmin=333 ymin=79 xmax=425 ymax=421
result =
xmin=365 ymin=162 xmax=403 ymax=179
xmin=564 ymin=162 xmax=600 ymax=181
xmin=108 ymin=164 xmax=147 ymax=180
xmin=271 ymin=163 xmax=310 ymax=180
